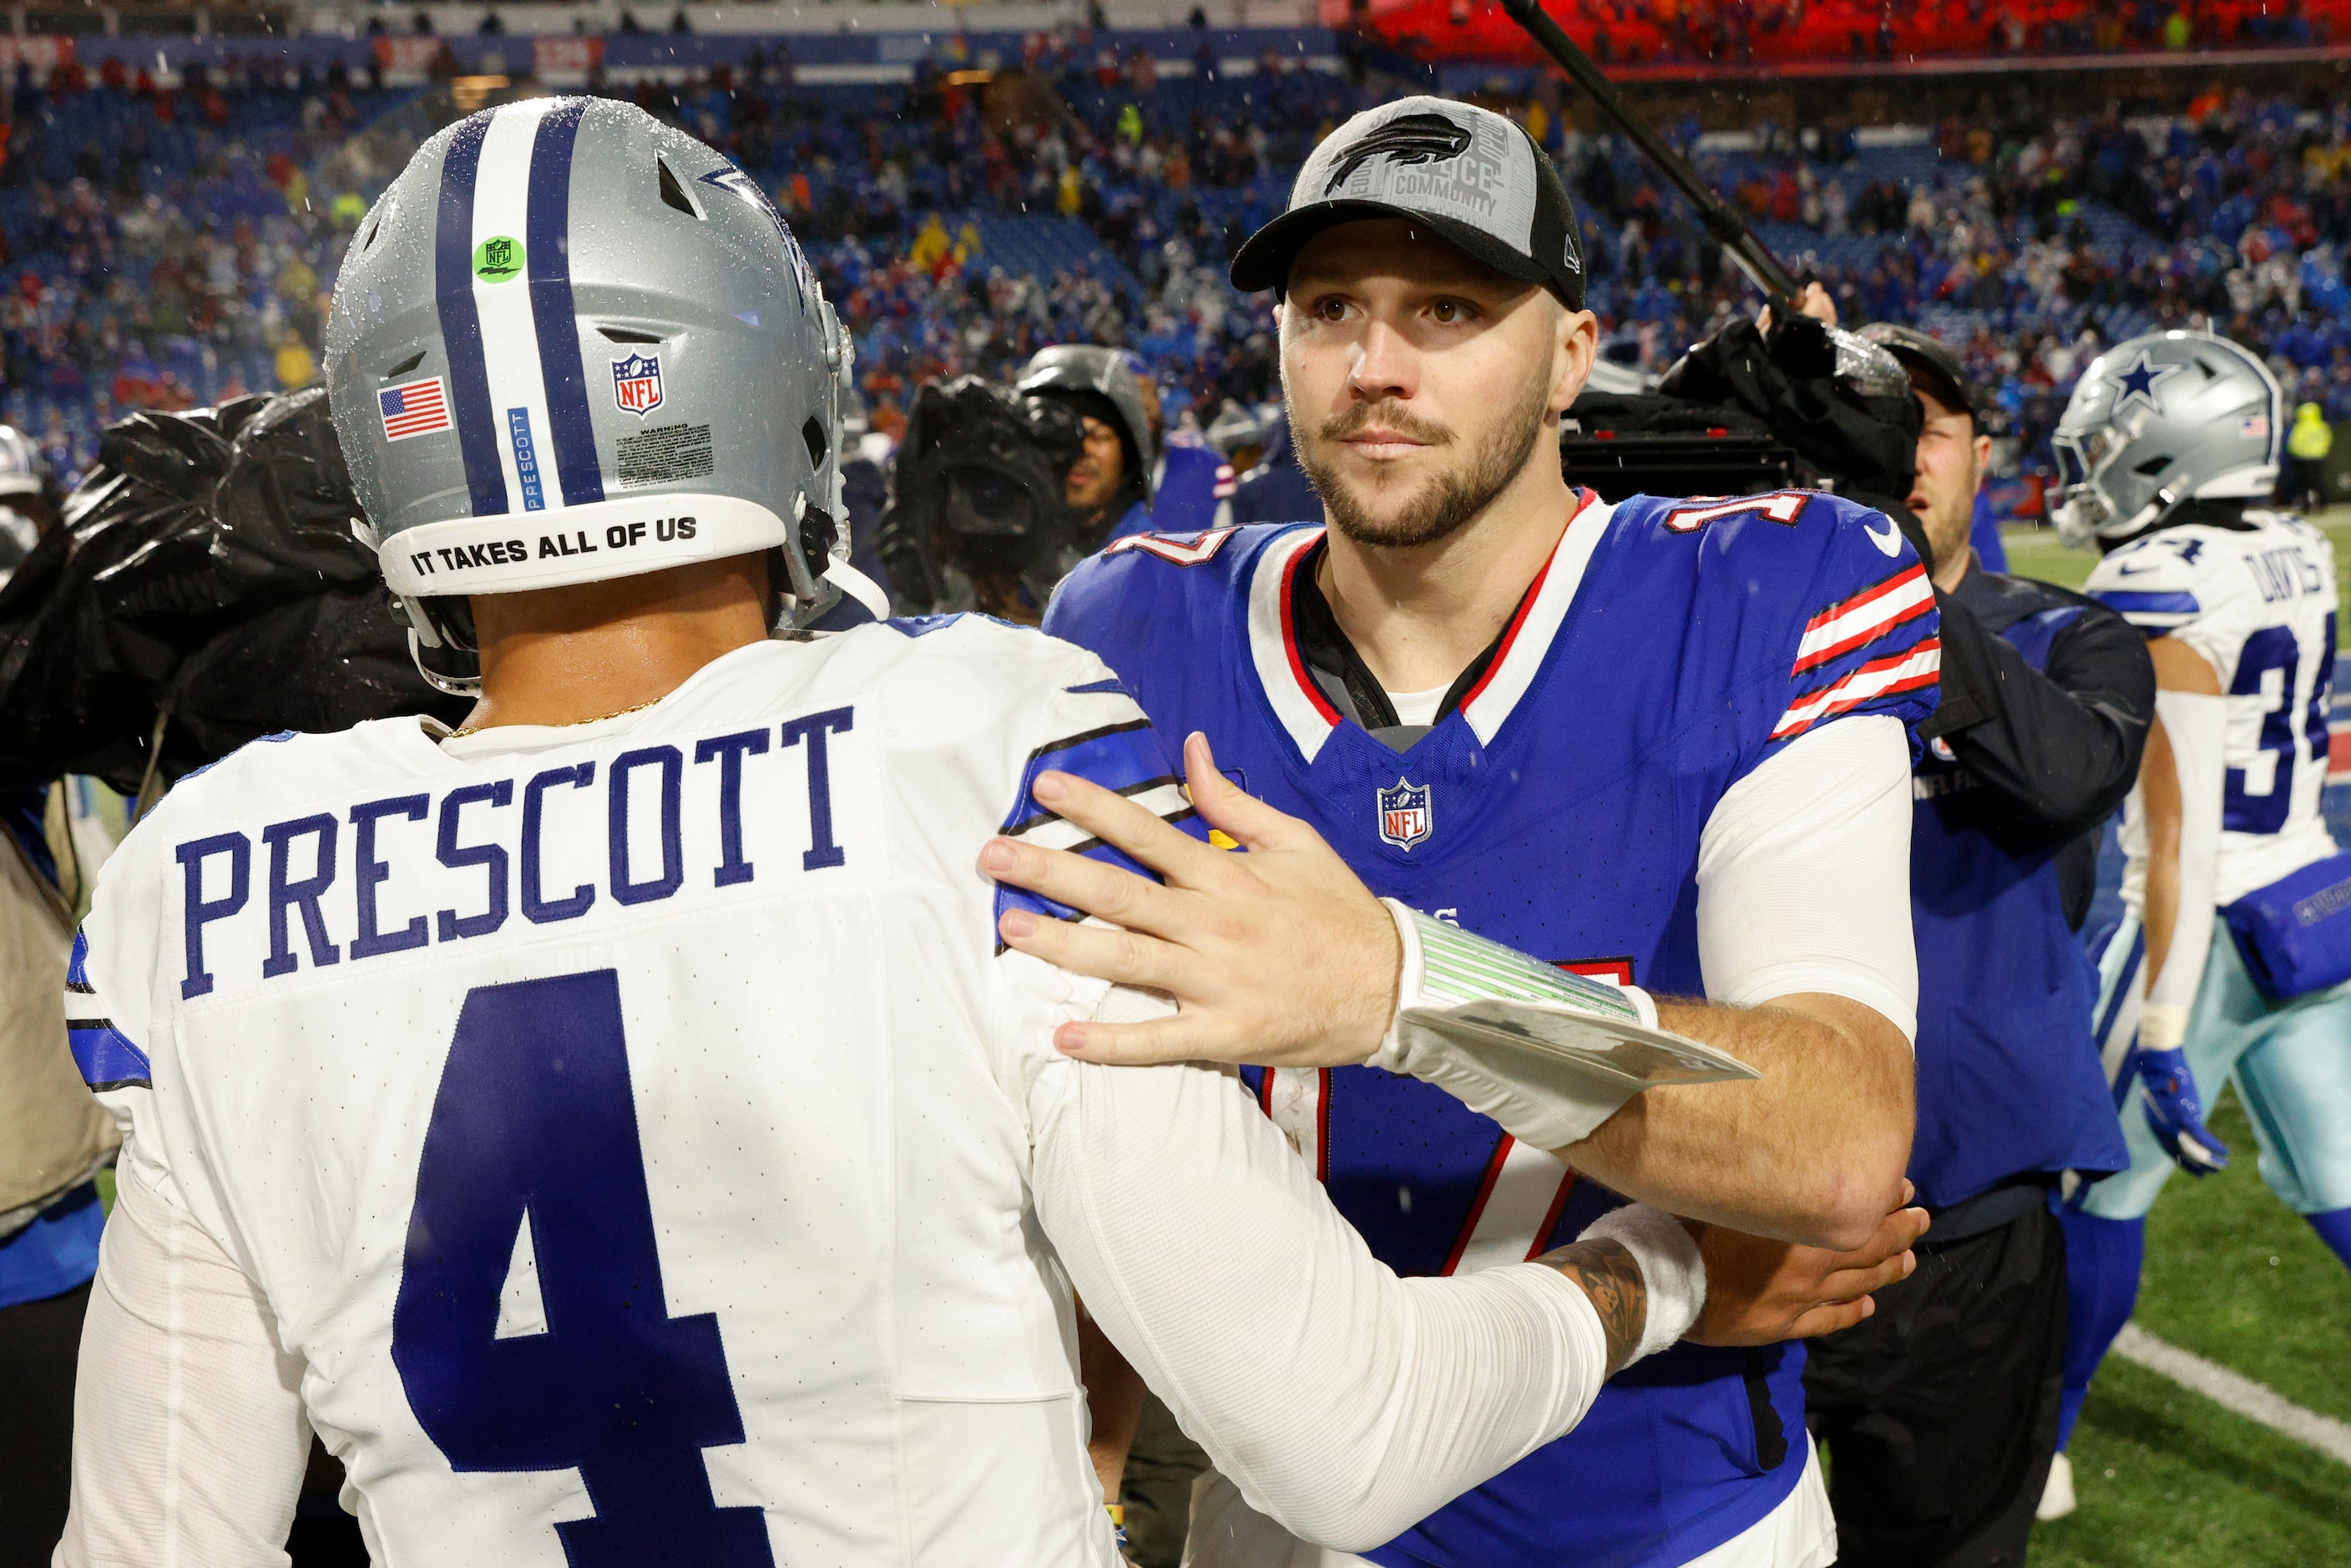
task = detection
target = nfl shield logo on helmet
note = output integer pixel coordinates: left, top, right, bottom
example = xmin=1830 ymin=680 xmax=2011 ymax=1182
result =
xmin=1378 ymin=777 xmax=1432 ymax=850
xmin=612 ymin=353 xmax=664 ymax=417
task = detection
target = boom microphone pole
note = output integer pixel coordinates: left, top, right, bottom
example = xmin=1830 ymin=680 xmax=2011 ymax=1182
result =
xmin=1493 ymin=0 xmax=1802 ymax=315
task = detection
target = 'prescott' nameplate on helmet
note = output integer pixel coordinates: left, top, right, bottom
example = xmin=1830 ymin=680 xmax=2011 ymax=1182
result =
xmin=613 ymin=353 xmax=665 ymax=417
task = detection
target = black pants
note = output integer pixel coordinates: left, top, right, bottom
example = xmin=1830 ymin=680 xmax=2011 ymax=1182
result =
xmin=1120 ymin=1392 xmax=1211 ymax=1568
xmin=1803 ymin=1194 xmax=2065 ymax=1568
xmin=0 ymin=1282 xmax=89 ymax=1568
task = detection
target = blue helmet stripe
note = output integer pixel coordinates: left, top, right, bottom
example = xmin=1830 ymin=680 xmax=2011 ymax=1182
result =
xmin=434 ymin=114 xmax=508 ymax=519
xmin=526 ymin=99 xmax=605 ymax=508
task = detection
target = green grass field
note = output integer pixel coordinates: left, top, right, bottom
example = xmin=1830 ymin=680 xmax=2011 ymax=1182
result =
xmin=2000 ymin=510 xmax=2351 ymax=604
xmin=2032 ymin=1091 xmax=2351 ymax=1567
xmin=1997 ymin=519 xmax=2351 ymax=1564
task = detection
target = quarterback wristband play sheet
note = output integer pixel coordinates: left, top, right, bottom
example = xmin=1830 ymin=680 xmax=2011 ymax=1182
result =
xmin=1372 ymin=903 xmax=1760 ymax=1150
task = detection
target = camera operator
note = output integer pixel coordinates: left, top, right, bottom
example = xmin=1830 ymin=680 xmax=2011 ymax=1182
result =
xmin=1018 ymin=346 xmax=1157 ymax=545
xmin=1801 ymin=321 xmax=2151 ymax=1568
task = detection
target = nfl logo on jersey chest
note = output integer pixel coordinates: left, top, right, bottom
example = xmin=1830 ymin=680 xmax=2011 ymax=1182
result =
xmin=1378 ymin=776 xmax=1432 ymax=850
xmin=612 ymin=353 xmax=664 ymax=417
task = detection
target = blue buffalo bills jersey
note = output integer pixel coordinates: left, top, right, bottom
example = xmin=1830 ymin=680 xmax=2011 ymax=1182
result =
xmin=1047 ymin=490 xmax=1941 ymax=1568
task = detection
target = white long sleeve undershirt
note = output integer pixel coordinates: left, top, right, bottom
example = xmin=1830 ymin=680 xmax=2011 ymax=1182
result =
xmin=54 ymin=1162 xmax=311 ymax=1568
xmin=1029 ymin=1051 xmax=1612 ymax=1552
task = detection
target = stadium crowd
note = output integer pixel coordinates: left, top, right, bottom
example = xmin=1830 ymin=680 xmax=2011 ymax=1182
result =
xmin=3 ymin=38 xmax=2348 ymax=1568
xmin=0 ymin=44 xmax=2348 ymax=498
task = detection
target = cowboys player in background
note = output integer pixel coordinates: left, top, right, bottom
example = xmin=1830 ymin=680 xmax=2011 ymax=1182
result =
xmin=52 ymin=99 xmax=1905 ymax=1566
xmin=2045 ymin=330 xmax=2351 ymax=1515
xmin=1009 ymin=96 xmax=1943 ymax=1568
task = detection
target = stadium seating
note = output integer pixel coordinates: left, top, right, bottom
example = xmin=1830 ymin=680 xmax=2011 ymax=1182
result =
xmin=0 ymin=33 xmax=2343 ymax=503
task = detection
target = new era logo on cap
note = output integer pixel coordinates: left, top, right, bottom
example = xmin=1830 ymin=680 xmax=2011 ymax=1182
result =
xmin=379 ymin=377 xmax=452 ymax=442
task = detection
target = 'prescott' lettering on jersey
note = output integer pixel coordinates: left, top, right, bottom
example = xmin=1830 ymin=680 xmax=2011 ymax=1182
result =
xmin=66 ymin=621 xmax=1191 ymax=1567
xmin=1047 ymin=490 xmax=1941 ymax=1568
xmin=170 ymin=707 xmax=857 ymax=1001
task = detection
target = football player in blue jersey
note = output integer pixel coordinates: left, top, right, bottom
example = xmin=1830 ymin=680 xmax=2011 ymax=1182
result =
xmin=996 ymin=95 xmax=1945 ymax=1568
xmin=1129 ymin=352 xmax=1242 ymax=539
xmin=53 ymin=100 xmax=1904 ymax=1568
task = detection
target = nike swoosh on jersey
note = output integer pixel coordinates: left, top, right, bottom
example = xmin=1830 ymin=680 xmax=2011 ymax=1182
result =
xmin=1864 ymin=516 xmax=1903 ymax=557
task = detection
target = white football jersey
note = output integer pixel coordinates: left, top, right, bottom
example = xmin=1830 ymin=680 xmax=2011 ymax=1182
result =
xmin=2088 ymin=512 xmax=2340 ymax=908
xmin=69 ymin=620 xmax=1181 ymax=1568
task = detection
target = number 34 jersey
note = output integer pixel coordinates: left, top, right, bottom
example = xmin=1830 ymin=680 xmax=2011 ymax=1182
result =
xmin=64 ymin=621 xmax=1193 ymax=1567
xmin=2086 ymin=512 xmax=2341 ymax=906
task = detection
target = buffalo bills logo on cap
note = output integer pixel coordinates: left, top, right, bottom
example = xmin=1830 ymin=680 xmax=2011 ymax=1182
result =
xmin=1324 ymin=113 xmax=1474 ymax=196
xmin=1378 ymin=777 xmax=1433 ymax=851
xmin=612 ymin=352 xmax=664 ymax=417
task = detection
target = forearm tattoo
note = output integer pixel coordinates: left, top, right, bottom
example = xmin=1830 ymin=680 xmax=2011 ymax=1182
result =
xmin=1538 ymin=1238 xmax=1649 ymax=1376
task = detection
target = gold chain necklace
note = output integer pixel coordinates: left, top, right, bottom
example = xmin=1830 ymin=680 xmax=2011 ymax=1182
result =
xmin=447 ymin=696 xmax=663 ymax=740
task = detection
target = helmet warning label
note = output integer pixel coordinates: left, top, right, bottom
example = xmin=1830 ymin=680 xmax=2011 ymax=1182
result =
xmin=616 ymin=423 xmax=715 ymax=489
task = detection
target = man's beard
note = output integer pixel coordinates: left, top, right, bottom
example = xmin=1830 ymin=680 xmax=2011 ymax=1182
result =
xmin=1294 ymin=362 xmax=1554 ymax=549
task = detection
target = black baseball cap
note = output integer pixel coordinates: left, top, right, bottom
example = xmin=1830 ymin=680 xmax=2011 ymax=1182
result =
xmin=1858 ymin=322 xmax=1982 ymax=427
xmin=1230 ymin=96 xmax=1585 ymax=309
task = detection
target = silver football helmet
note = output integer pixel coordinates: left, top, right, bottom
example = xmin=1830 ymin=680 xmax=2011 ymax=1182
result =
xmin=2051 ymin=330 xmax=2283 ymax=549
xmin=325 ymin=97 xmax=869 ymax=692
xmin=1017 ymin=345 xmax=1160 ymax=501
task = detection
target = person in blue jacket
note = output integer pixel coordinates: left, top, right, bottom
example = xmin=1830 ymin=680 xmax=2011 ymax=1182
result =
xmin=1227 ymin=413 xmax=1323 ymax=527
xmin=1802 ymin=324 xmax=2149 ymax=1567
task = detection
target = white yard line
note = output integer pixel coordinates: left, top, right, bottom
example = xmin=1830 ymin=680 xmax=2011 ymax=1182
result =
xmin=2113 ymin=1323 xmax=2351 ymax=1467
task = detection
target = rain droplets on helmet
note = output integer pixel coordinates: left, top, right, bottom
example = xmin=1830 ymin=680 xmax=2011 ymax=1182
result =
xmin=2049 ymin=330 xmax=2283 ymax=549
xmin=324 ymin=97 xmax=862 ymax=690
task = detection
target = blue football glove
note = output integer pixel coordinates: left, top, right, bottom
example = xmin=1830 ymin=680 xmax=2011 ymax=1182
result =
xmin=2134 ymin=1047 xmax=2230 ymax=1176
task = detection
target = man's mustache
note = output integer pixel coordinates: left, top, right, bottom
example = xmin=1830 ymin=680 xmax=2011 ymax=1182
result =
xmin=1316 ymin=402 xmax=1455 ymax=448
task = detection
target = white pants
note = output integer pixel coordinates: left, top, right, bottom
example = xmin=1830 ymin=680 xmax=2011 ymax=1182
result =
xmin=1181 ymin=1434 xmax=1835 ymax=1568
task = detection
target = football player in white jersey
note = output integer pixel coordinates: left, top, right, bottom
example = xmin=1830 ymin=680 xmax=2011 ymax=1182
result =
xmin=48 ymin=102 xmax=1912 ymax=1568
xmin=2042 ymin=330 xmax=2351 ymax=1513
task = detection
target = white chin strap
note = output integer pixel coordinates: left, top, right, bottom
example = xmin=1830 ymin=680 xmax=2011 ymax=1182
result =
xmin=825 ymin=557 xmax=892 ymax=621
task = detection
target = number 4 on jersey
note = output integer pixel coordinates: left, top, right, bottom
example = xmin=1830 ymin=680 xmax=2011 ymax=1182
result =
xmin=392 ymin=971 xmax=775 ymax=1567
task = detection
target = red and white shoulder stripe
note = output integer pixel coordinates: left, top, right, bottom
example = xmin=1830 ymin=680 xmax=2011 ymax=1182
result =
xmin=1772 ymin=639 xmax=1942 ymax=742
xmin=1792 ymin=562 xmax=1934 ymax=675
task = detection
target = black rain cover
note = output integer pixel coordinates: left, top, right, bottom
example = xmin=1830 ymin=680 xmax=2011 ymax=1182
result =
xmin=0 ymin=388 xmax=467 ymax=793
xmin=1657 ymin=315 xmax=1923 ymax=503
xmin=875 ymin=376 xmax=1086 ymax=616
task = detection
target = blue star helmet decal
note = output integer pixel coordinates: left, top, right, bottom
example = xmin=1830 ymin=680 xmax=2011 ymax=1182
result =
xmin=2108 ymin=350 xmax=2181 ymax=416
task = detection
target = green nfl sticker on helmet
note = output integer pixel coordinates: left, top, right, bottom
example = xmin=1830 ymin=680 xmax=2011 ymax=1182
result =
xmin=473 ymin=235 xmax=525 ymax=282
